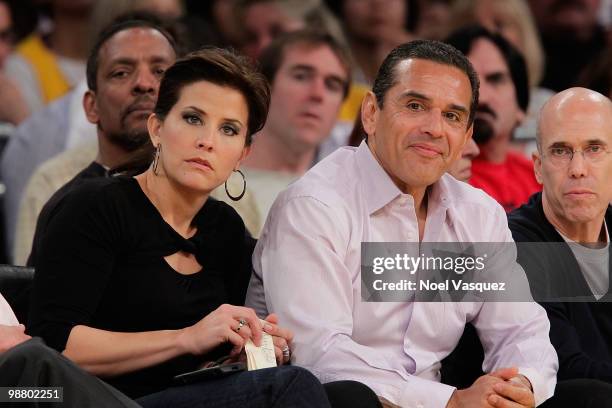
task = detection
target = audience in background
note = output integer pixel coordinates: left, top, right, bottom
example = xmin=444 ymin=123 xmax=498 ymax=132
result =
xmin=412 ymin=0 xmax=452 ymax=40
xmin=213 ymin=29 xmax=350 ymax=236
xmin=4 ymin=0 xmax=94 ymax=115
xmin=234 ymin=0 xmax=362 ymax=156
xmin=180 ymin=0 xmax=241 ymax=49
xmin=0 ymin=82 xmax=95 ymax=260
xmin=185 ymin=0 xmax=243 ymax=48
xmin=0 ymin=0 xmax=28 ymax=128
xmin=325 ymin=0 xmax=413 ymax=87
xmin=580 ymin=43 xmax=612 ymax=98
xmin=447 ymin=26 xmax=540 ymax=212
xmin=528 ymin=0 xmax=609 ymax=91
xmin=237 ymin=0 xmax=344 ymax=61
xmin=448 ymin=0 xmax=553 ymax=152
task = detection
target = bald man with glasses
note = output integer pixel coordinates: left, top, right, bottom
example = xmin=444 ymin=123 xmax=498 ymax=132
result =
xmin=508 ymin=88 xmax=612 ymax=390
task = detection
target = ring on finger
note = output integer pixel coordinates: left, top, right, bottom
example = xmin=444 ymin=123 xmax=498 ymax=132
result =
xmin=281 ymin=345 xmax=291 ymax=358
xmin=235 ymin=318 xmax=247 ymax=332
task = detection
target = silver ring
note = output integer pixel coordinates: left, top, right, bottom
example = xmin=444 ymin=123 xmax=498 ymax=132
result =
xmin=281 ymin=345 xmax=290 ymax=358
xmin=236 ymin=319 xmax=246 ymax=332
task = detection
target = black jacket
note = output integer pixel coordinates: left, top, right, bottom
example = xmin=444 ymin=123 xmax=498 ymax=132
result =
xmin=508 ymin=192 xmax=612 ymax=381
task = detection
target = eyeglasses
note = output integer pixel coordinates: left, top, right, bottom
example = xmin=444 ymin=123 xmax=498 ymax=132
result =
xmin=543 ymin=144 xmax=611 ymax=166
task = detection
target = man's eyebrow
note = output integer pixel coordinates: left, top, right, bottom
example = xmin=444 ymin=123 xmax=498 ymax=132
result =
xmin=448 ymin=103 xmax=469 ymax=115
xmin=484 ymin=71 xmax=508 ymax=82
xmin=584 ymin=138 xmax=608 ymax=145
xmin=398 ymin=91 xmax=431 ymax=102
xmin=108 ymin=57 xmax=137 ymax=67
xmin=548 ymin=141 xmax=570 ymax=148
xmin=288 ymin=64 xmax=315 ymax=72
xmin=399 ymin=91 xmax=469 ymax=114
xmin=107 ymin=55 xmax=172 ymax=68
xmin=148 ymin=55 xmax=173 ymax=64
xmin=548 ymin=139 xmax=608 ymax=148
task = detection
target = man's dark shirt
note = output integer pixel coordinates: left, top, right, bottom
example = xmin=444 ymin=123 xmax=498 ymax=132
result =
xmin=508 ymin=192 xmax=612 ymax=382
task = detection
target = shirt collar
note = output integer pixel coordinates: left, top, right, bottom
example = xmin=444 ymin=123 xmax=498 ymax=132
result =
xmin=355 ymin=140 xmax=403 ymax=214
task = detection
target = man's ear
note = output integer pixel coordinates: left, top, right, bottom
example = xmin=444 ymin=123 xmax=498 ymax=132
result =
xmin=83 ymin=90 xmax=98 ymax=125
xmin=147 ymin=113 xmax=162 ymax=147
xmin=516 ymin=108 xmax=526 ymax=126
xmin=361 ymin=91 xmax=379 ymax=141
xmin=533 ymin=150 xmax=543 ymax=184
xmin=462 ymin=124 xmax=474 ymax=150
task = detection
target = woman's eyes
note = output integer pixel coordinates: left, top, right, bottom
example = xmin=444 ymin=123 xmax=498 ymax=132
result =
xmin=182 ymin=112 xmax=239 ymax=136
xmin=183 ymin=114 xmax=202 ymax=125
xmin=221 ymin=125 xmax=238 ymax=136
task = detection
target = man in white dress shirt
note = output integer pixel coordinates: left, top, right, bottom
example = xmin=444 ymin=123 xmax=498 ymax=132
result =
xmin=247 ymin=40 xmax=558 ymax=407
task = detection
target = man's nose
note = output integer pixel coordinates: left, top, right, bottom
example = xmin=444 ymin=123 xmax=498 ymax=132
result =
xmin=567 ymin=150 xmax=588 ymax=178
xmin=421 ymin=108 xmax=444 ymax=138
xmin=133 ymin=68 xmax=157 ymax=94
xmin=308 ymin=77 xmax=326 ymax=102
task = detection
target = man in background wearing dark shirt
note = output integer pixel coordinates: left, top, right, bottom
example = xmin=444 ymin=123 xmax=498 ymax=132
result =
xmin=26 ymin=16 xmax=177 ymax=265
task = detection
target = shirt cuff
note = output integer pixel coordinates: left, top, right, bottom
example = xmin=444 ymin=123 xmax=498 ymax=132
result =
xmin=518 ymin=367 xmax=555 ymax=406
xmin=399 ymin=377 xmax=456 ymax=408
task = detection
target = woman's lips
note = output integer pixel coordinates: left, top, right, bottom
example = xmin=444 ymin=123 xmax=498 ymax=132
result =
xmin=186 ymin=158 xmax=213 ymax=171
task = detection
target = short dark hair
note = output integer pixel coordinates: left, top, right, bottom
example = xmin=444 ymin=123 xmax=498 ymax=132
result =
xmin=155 ymin=47 xmax=270 ymax=146
xmin=259 ymin=29 xmax=352 ymax=99
xmin=445 ymin=25 xmax=530 ymax=113
xmin=86 ymin=13 xmax=178 ymax=92
xmin=372 ymin=39 xmax=480 ymax=127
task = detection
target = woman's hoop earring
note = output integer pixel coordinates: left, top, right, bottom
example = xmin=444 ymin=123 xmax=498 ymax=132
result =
xmin=152 ymin=144 xmax=161 ymax=175
xmin=225 ymin=169 xmax=246 ymax=201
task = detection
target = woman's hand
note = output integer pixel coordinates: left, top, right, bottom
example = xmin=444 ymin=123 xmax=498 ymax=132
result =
xmin=262 ymin=313 xmax=294 ymax=365
xmin=177 ymin=304 xmax=263 ymax=356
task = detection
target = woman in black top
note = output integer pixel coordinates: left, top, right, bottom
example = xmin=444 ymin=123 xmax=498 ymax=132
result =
xmin=28 ymin=47 xmax=332 ymax=407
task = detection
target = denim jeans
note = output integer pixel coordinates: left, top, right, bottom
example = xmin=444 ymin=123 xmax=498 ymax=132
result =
xmin=136 ymin=366 xmax=332 ymax=408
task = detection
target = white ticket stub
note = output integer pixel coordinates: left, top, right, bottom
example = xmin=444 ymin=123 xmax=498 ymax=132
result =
xmin=244 ymin=319 xmax=277 ymax=370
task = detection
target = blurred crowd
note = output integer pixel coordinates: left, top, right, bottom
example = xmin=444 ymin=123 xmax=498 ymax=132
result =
xmin=0 ymin=0 xmax=610 ymax=264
